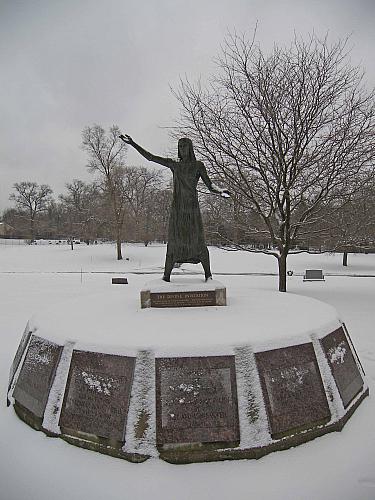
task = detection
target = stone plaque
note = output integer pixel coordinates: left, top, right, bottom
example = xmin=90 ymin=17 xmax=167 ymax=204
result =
xmin=59 ymin=351 xmax=135 ymax=441
xmin=151 ymin=290 xmax=217 ymax=308
xmin=304 ymin=269 xmax=325 ymax=280
xmin=156 ymin=356 xmax=239 ymax=445
xmin=112 ymin=277 xmax=128 ymax=284
xmin=8 ymin=322 xmax=33 ymax=395
xmin=12 ymin=335 xmax=63 ymax=418
xmin=256 ymin=343 xmax=330 ymax=438
xmin=321 ymin=327 xmax=363 ymax=408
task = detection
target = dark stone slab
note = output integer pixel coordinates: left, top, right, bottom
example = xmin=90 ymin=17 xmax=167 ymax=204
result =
xmin=8 ymin=323 xmax=33 ymax=398
xmin=304 ymin=269 xmax=325 ymax=281
xmin=155 ymin=356 xmax=239 ymax=446
xmin=320 ymin=327 xmax=364 ymax=408
xmin=12 ymin=335 xmax=63 ymax=418
xmin=151 ymin=290 xmax=217 ymax=308
xmin=112 ymin=277 xmax=128 ymax=284
xmin=59 ymin=351 xmax=135 ymax=442
xmin=256 ymin=343 xmax=330 ymax=438
xmin=141 ymin=281 xmax=226 ymax=308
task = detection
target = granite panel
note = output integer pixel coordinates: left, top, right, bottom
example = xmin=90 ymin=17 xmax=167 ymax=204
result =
xmin=321 ymin=327 xmax=364 ymax=408
xmin=256 ymin=343 xmax=330 ymax=438
xmin=151 ymin=290 xmax=217 ymax=308
xmin=13 ymin=335 xmax=62 ymax=418
xmin=156 ymin=356 xmax=239 ymax=445
xmin=59 ymin=351 xmax=135 ymax=441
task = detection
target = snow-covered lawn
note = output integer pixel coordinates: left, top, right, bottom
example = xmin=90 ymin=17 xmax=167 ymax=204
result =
xmin=1 ymin=243 xmax=374 ymax=500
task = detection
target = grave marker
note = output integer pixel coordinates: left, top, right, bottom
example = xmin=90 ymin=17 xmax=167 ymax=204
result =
xmin=13 ymin=335 xmax=63 ymax=418
xmin=59 ymin=351 xmax=135 ymax=441
xmin=156 ymin=356 xmax=239 ymax=445
xmin=320 ymin=327 xmax=363 ymax=408
xmin=303 ymin=269 xmax=325 ymax=281
xmin=256 ymin=343 xmax=330 ymax=438
xmin=112 ymin=277 xmax=128 ymax=284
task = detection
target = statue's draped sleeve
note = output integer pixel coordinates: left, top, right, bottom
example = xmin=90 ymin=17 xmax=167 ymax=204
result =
xmin=130 ymin=141 xmax=175 ymax=169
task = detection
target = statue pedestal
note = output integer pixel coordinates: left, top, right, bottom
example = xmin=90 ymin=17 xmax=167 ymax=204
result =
xmin=7 ymin=286 xmax=368 ymax=464
xmin=140 ymin=277 xmax=226 ymax=308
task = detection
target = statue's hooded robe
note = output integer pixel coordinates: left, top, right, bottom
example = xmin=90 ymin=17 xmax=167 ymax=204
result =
xmin=167 ymin=146 xmax=209 ymax=264
xmin=133 ymin=138 xmax=214 ymax=264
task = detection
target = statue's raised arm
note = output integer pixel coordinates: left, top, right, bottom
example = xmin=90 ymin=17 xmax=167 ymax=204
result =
xmin=119 ymin=134 xmax=173 ymax=169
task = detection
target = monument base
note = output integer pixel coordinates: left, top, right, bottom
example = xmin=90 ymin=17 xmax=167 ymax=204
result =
xmin=140 ymin=278 xmax=226 ymax=308
xmin=7 ymin=287 xmax=369 ymax=464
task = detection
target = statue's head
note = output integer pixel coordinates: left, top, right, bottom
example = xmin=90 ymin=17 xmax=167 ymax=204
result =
xmin=178 ymin=138 xmax=196 ymax=162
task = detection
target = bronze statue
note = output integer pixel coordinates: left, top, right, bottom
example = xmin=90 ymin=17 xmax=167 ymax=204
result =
xmin=119 ymin=134 xmax=229 ymax=282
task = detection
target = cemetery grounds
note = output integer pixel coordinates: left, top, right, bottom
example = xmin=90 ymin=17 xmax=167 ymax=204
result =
xmin=0 ymin=242 xmax=374 ymax=500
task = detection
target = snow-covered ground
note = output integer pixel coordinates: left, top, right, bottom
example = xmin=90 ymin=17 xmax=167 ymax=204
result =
xmin=1 ymin=243 xmax=374 ymax=500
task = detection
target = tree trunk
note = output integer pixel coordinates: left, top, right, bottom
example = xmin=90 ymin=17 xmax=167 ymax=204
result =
xmin=30 ymin=217 xmax=35 ymax=241
xmin=277 ymin=252 xmax=287 ymax=292
xmin=343 ymin=251 xmax=348 ymax=266
xmin=116 ymin=225 xmax=122 ymax=260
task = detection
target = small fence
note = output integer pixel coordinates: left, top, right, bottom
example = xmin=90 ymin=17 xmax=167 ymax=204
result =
xmin=0 ymin=238 xmax=76 ymax=246
xmin=0 ymin=238 xmax=28 ymax=246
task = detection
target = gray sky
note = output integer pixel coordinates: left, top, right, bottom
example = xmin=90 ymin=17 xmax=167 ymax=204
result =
xmin=1 ymin=0 xmax=374 ymax=212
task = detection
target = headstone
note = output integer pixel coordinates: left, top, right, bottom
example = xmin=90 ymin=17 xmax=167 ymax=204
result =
xmin=8 ymin=322 xmax=32 ymax=396
xmin=12 ymin=335 xmax=63 ymax=418
xmin=112 ymin=277 xmax=128 ymax=284
xmin=303 ymin=269 xmax=325 ymax=281
xmin=155 ymin=356 xmax=239 ymax=446
xmin=255 ymin=343 xmax=330 ymax=438
xmin=59 ymin=351 xmax=135 ymax=441
xmin=320 ymin=327 xmax=363 ymax=408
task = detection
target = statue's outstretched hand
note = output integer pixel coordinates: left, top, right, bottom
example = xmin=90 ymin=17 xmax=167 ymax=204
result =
xmin=221 ymin=189 xmax=231 ymax=198
xmin=119 ymin=134 xmax=133 ymax=144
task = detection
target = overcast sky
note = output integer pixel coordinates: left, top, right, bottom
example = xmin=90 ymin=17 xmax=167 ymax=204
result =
xmin=1 ymin=0 xmax=374 ymax=212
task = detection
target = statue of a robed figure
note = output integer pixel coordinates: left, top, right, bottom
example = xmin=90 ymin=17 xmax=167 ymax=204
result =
xmin=119 ymin=134 xmax=229 ymax=282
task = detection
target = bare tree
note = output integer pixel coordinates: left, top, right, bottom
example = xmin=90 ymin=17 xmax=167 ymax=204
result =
xmin=59 ymin=179 xmax=101 ymax=248
xmin=174 ymin=32 xmax=375 ymax=291
xmin=150 ymin=186 xmax=172 ymax=243
xmin=122 ymin=166 xmax=163 ymax=244
xmin=2 ymin=207 xmax=29 ymax=238
xmin=82 ymin=125 xmax=128 ymax=259
xmin=324 ymin=180 xmax=375 ymax=266
xmin=9 ymin=181 xmax=53 ymax=240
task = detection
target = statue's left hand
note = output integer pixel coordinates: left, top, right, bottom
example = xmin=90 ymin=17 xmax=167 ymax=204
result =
xmin=119 ymin=134 xmax=133 ymax=144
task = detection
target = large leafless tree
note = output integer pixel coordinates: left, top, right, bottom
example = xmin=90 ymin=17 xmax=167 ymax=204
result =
xmin=9 ymin=181 xmax=53 ymax=240
xmin=82 ymin=125 xmax=128 ymax=260
xmin=174 ymin=33 xmax=375 ymax=291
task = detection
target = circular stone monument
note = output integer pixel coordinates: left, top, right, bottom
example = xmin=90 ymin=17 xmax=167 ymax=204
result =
xmin=7 ymin=279 xmax=368 ymax=464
